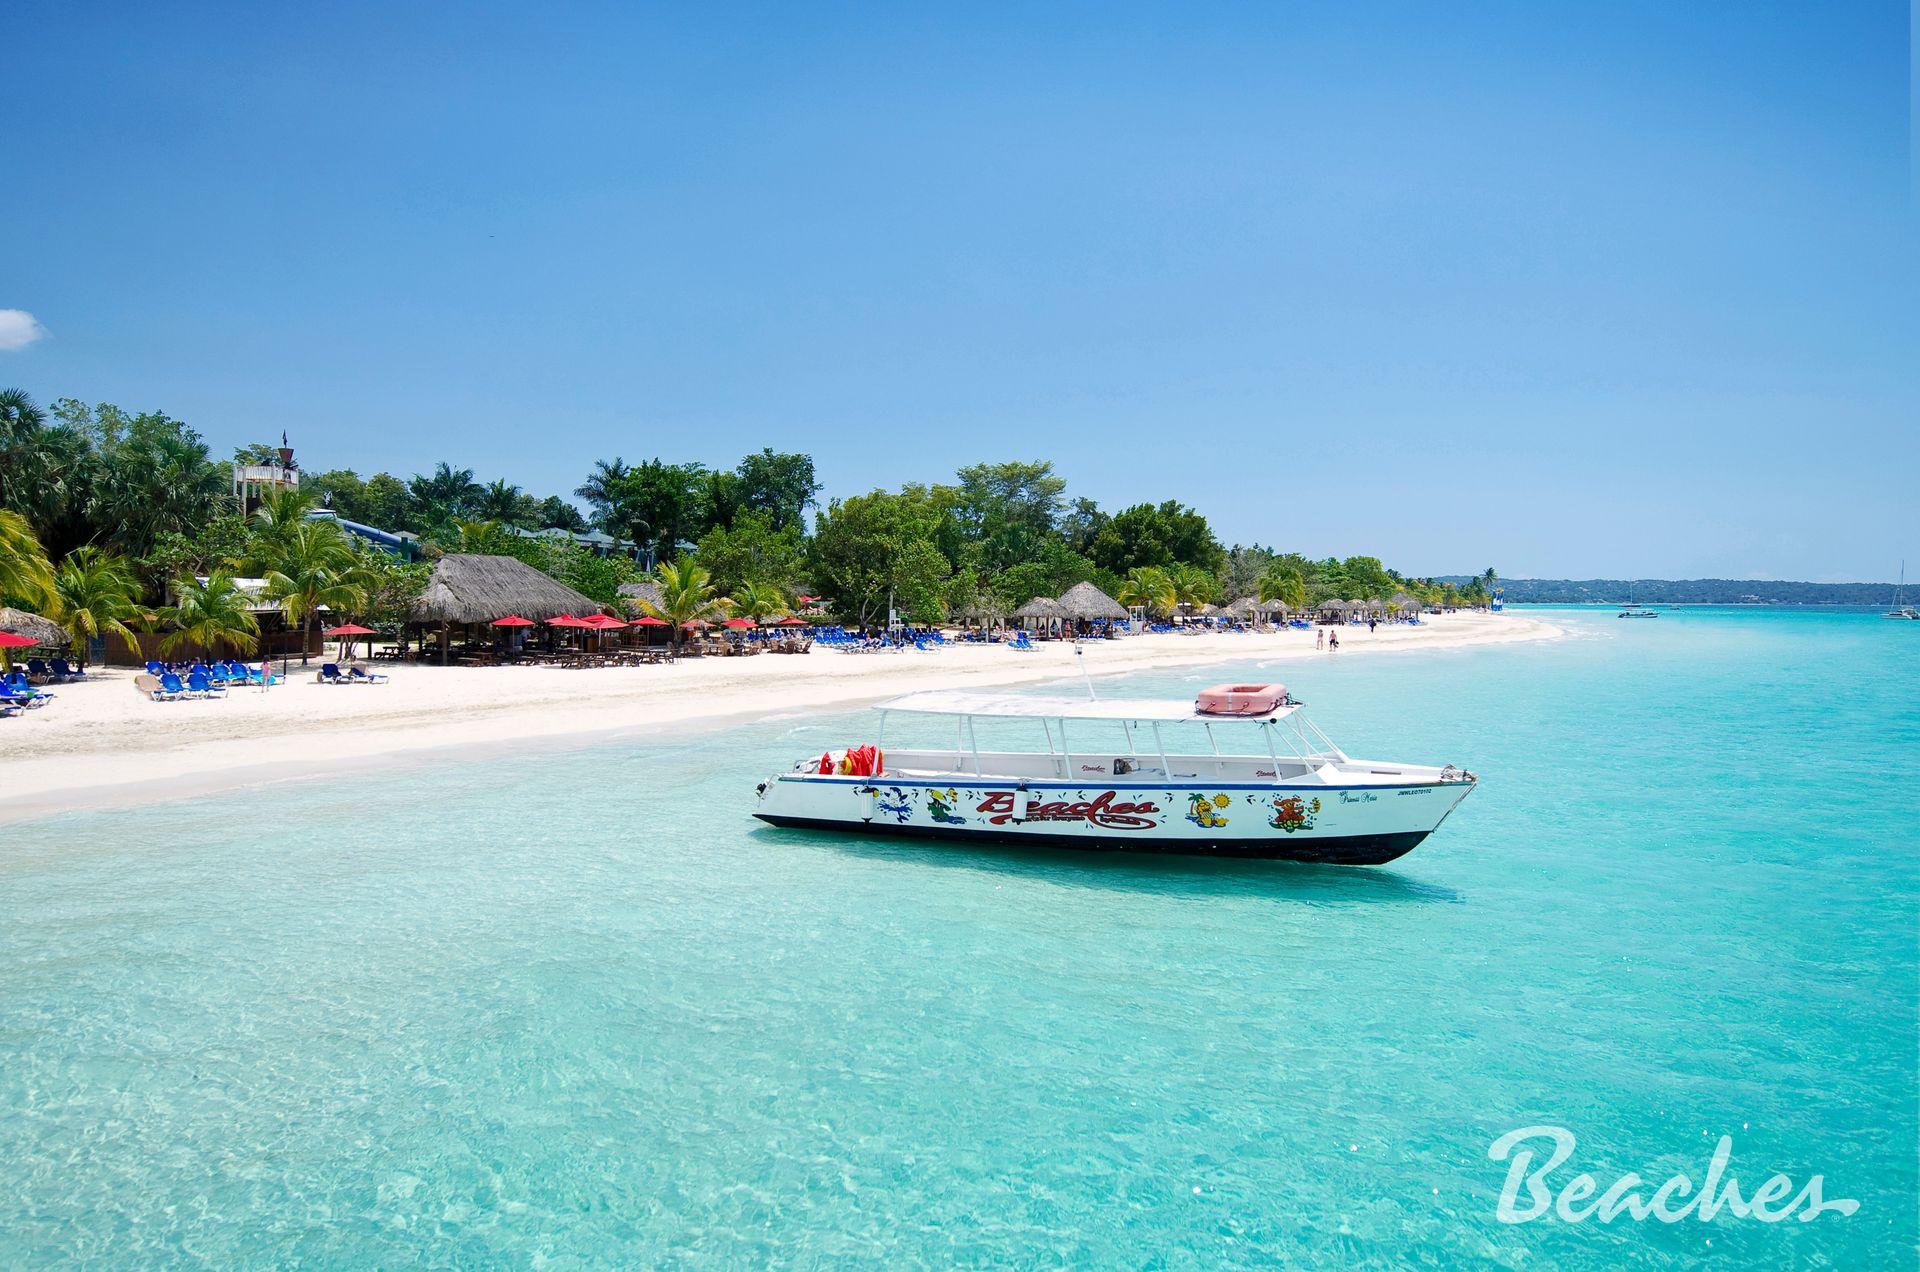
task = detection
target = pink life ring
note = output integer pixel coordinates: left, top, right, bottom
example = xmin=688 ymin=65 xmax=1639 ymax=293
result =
xmin=1195 ymin=683 xmax=1287 ymax=715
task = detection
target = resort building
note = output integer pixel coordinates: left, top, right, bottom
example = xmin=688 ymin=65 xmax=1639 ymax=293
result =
xmin=232 ymin=439 xmax=300 ymax=515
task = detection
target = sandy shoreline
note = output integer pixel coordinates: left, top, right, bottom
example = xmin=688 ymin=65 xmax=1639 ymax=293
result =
xmin=0 ymin=612 xmax=1559 ymax=823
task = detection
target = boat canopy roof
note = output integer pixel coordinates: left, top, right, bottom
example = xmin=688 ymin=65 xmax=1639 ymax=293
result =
xmin=875 ymin=689 xmax=1299 ymax=723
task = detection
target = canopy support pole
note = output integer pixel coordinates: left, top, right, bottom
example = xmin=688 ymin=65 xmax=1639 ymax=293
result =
xmin=1149 ymin=722 xmax=1171 ymax=778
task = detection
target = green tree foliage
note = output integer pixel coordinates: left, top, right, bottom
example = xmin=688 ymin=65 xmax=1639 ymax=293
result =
xmin=735 ymin=449 xmax=821 ymax=531
xmin=690 ymin=510 xmax=805 ymax=595
xmin=808 ymin=488 xmax=955 ymax=627
xmin=954 ymin=460 xmax=1066 ymax=576
xmin=50 ymin=546 xmax=145 ymax=657
xmin=260 ymin=519 xmax=365 ymax=664
xmin=73 ymin=405 xmax=230 ymax=563
xmin=0 ymin=508 xmax=55 ymax=608
xmin=142 ymin=513 xmax=252 ymax=595
xmin=730 ymin=581 xmax=791 ymax=623
xmin=408 ymin=462 xmax=483 ymax=534
xmin=0 ymin=389 xmax=99 ymax=557
xmin=536 ymin=496 xmax=587 ymax=532
xmin=161 ymin=572 xmax=261 ymax=657
xmin=604 ymin=460 xmax=706 ymax=561
xmin=1257 ymin=564 xmax=1307 ymax=610
xmin=1086 ymin=501 xmax=1223 ymax=578
xmin=633 ymin=560 xmax=731 ymax=658
xmin=1116 ymin=566 xmax=1177 ymax=619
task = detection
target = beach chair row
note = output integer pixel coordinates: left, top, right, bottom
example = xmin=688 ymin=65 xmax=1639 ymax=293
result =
xmin=13 ymin=657 xmax=88 ymax=684
xmin=2 ymin=670 xmax=56 ymax=715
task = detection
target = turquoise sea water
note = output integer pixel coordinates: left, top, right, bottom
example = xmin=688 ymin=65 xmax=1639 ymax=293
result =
xmin=2 ymin=609 xmax=1915 ymax=1267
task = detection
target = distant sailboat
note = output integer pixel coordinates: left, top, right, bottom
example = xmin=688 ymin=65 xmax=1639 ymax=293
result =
xmin=1618 ymin=583 xmax=1657 ymax=618
xmin=1884 ymin=562 xmax=1918 ymax=620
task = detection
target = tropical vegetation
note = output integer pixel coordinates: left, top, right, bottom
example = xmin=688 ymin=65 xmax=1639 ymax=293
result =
xmin=0 ymin=384 xmax=1501 ymax=660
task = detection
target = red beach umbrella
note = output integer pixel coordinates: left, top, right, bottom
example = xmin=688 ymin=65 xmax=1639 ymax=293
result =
xmin=631 ymin=616 xmax=667 ymax=627
xmin=722 ymin=618 xmax=755 ymax=630
xmin=322 ymin=623 xmax=378 ymax=663
xmin=682 ymin=618 xmax=709 ymax=629
xmin=546 ymin=615 xmax=588 ymax=627
xmin=491 ymin=615 xmax=535 ymax=628
xmin=0 ymin=631 xmax=34 ymax=648
xmin=772 ymin=615 xmax=808 ymax=627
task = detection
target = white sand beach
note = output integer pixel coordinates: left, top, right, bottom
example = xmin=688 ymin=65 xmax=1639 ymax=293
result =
xmin=0 ymin=611 xmax=1557 ymax=821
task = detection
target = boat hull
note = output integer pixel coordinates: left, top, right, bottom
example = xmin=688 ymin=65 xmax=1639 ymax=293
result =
xmin=755 ymin=814 xmax=1431 ymax=864
xmin=754 ymin=775 xmax=1473 ymax=866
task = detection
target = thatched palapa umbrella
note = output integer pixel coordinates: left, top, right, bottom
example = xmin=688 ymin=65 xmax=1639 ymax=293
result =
xmin=410 ymin=554 xmax=599 ymax=664
xmin=1011 ymin=595 xmax=1069 ymax=633
xmin=0 ymin=607 xmax=70 ymax=647
xmin=1054 ymin=581 xmax=1129 ymax=634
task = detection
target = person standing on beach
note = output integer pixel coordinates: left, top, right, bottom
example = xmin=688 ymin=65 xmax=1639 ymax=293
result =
xmin=1368 ymin=618 xmax=1377 ymax=633
xmin=1329 ymin=631 xmax=1340 ymax=651
xmin=1316 ymin=628 xmax=1325 ymax=650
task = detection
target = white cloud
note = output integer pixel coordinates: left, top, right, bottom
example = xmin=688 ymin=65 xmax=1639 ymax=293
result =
xmin=0 ymin=309 xmax=47 ymax=352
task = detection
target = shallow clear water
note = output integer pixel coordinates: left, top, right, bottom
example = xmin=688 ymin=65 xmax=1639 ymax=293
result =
xmin=3 ymin=609 xmax=1915 ymax=1267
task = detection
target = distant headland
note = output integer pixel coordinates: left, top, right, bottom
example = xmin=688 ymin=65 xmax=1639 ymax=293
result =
xmin=1443 ymin=578 xmax=1905 ymax=605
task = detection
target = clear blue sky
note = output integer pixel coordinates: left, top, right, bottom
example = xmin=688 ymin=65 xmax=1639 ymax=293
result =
xmin=3 ymin=2 xmax=1913 ymax=580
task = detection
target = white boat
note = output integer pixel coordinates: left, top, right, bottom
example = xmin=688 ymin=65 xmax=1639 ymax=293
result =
xmin=1884 ymin=562 xmax=1918 ymax=620
xmin=754 ymin=685 xmax=1478 ymax=865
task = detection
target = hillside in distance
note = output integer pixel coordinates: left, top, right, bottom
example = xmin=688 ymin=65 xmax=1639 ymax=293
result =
xmin=1437 ymin=577 xmax=1907 ymax=605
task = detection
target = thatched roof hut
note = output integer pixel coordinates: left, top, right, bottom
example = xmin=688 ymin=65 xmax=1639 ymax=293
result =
xmin=0 ymin=607 xmax=70 ymax=646
xmin=1054 ymin=581 xmax=1129 ymax=622
xmin=411 ymin=554 xmax=598 ymax=624
xmin=617 ymin=579 xmax=665 ymax=614
xmin=1223 ymin=596 xmax=1256 ymax=619
xmin=1012 ymin=596 xmax=1068 ymax=620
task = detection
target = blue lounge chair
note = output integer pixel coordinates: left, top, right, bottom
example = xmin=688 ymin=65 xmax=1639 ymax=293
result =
xmin=159 ymin=672 xmax=189 ymax=699
xmin=26 ymin=658 xmax=51 ymax=681
xmin=185 ymin=669 xmax=226 ymax=698
xmin=50 ymin=658 xmax=85 ymax=680
xmin=1008 ymin=631 xmax=1035 ymax=652
xmin=318 ymin=663 xmax=349 ymax=684
xmin=4 ymin=671 xmax=48 ymax=701
xmin=347 ymin=665 xmax=388 ymax=684
xmin=145 ymin=660 xmax=166 ymax=677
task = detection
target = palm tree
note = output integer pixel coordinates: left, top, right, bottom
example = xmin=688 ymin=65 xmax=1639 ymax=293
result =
xmin=408 ymin=462 xmax=483 ymax=521
xmin=246 ymin=485 xmax=321 ymax=564
xmin=636 ymin=560 xmax=731 ymax=659
xmin=1257 ymin=566 xmax=1307 ymax=610
xmin=474 ymin=479 xmax=524 ymax=522
xmin=574 ymin=458 xmax=630 ymax=518
xmin=1169 ymin=564 xmax=1216 ymax=615
xmin=162 ymin=572 xmax=261 ymax=658
xmin=1116 ymin=566 xmax=1176 ymax=620
xmin=260 ymin=520 xmax=364 ymax=664
xmin=50 ymin=546 xmax=145 ymax=663
xmin=730 ymin=580 xmax=790 ymax=624
xmin=0 ymin=509 xmax=54 ymax=608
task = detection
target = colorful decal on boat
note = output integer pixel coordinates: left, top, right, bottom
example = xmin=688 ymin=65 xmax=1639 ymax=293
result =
xmin=1185 ymin=792 xmax=1231 ymax=829
xmin=876 ymin=786 xmax=914 ymax=824
xmin=975 ymin=790 xmax=1161 ymax=830
xmin=1248 ymin=793 xmax=1321 ymax=832
xmin=926 ymin=787 xmax=967 ymax=825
